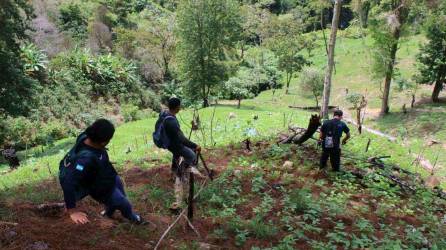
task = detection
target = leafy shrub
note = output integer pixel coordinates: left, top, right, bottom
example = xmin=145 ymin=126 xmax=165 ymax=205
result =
xmin=223 ymin=69 xmax=256 ymax=108
xmin=299 ymin=67 xmax=324 ymax=107
xmin=122 ymin=104 xmax=139 ymax=122
xmin=20 ymin=43 xmax=48 ymax=81
xmin=58 ymin=3 xmax=88 ymax=39
xmin=52 ymin=49 xmax=160 ymax=111
xmin=35 ymin=120 xmax=71 ymax=145
xmin=247 ymin=216 xmax=278 ymax=239
xmin=341 ymin=24 xmax=365 ymax=39
xmin=283 ymin=188 xmax=313 ymax=213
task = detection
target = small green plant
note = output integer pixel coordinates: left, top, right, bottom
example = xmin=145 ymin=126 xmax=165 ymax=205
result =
xmin=253 ymin=193 xmax=274 ymax=216
xmin=235 ymin=229 xmax=249 ymax=247
xmin=252 ymin=174 xmax=267 ymax=193
xmin=247 ymin=216 xmax=278 ymax=239
xmin=283 ymin=188 xmax=312 ymax=213
xmin=354 ymin=218 xmax=375 ymax=234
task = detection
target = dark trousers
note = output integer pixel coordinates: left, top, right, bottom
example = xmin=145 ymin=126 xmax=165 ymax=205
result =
xmin=104 ymin=176 xmax=139 ymax=221
xmin=320 ymin=148 xmax=341 ymax=171
xmin=76 ymin=176 xmax=138 ymax=222
xmin=171 ymin=146 xmax=197 ymax=176
xmin=172 ymin=146 xmax=197 ymax=166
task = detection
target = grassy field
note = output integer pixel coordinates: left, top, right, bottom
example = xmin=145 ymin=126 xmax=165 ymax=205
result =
xmin=0 ymin=32 xmax=446 ymax=188
xmin=0 ymin=32 xmax=445 ymax=249
xmin=0 ymin=31 xmax=445 ymax=190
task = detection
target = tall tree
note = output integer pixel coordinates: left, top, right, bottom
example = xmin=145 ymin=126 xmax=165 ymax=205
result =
xmin=321 ymin=0 xmax=342 ymax=119
xmin=352 ymin=0 xmax=371 ymax=28
xmin=263 ymin=14 xmax=309 ymax=94
xmin=0 ymin=0 xmax=37 ymax=116
xmin=176 ymin=0 xmax=241 ymax=107
xmin=369 ymin=0 xmax=411 ymax=115
xmin=415 ymin=2 xmax=446 ymax=103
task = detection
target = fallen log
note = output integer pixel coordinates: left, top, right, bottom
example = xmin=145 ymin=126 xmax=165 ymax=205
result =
xmin=367 ymin=157 xmax=416 ymax=176
xmin=288 ymin=105 xmax=338 ymax=110
xmin=280 ymin=115 xmax=321 ymax=145
xmin=345 ymin=155 xmax=444 ymax=199
xmin=34 ymin=202 xmax=65 ymax=217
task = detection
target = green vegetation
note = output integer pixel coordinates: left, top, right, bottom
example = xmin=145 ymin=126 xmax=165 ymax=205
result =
xmin=0 ymin=0 xmax=445 ymax=248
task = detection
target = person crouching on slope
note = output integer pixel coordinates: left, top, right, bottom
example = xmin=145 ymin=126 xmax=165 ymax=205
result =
xmin=59 ymin=119 xmax=146 ymax=225
xmin=153 ymin=97 xmax=203 ymax=212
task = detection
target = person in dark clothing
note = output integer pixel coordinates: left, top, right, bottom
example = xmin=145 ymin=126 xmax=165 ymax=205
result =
xmin=1 ymin=143 xmax=20 ymax=170
xmin=155 ymin=97 xmax=202 ymax=211
xmin=59 ymin=119 xmax=145 ymax=225
xmin=319 ymin=110 xmax=351 ymax=171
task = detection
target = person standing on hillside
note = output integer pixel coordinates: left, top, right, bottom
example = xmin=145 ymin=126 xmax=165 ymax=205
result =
xmin=59 ymin=119 xmax=146 ymax=225
xmin=153 ymin=97 xmax=202 ymax=212
xmin=319 ymin=110 xmax=351 ymax=171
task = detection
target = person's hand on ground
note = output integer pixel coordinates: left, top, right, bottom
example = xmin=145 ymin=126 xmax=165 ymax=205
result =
xmin=69 ymin=211 xmax=90 ymax=225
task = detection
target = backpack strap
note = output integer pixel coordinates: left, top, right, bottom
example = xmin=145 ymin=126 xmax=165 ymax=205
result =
xmin=163 ymin=116 xmax=175 ymax=122
xmin=63 ymin=133 xmax=90 ymax=168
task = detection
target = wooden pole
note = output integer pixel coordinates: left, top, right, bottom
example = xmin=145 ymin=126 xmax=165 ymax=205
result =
xmin=187 ymin=172 xmax=194 ymax=220
xmin=365 ymin=138 xmax=371 ymax=152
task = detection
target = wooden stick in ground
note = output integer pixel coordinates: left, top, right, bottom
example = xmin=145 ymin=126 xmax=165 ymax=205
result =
xmin=154 ymin=181 xmax=208 ymax=250
xmin=183 ymin=215 xmax=201 ymax=238
xmin=365 ymin=138 xmax=371 ymax=152
xmin=154 ymin=207 xmax=188 ymax=250
xmin=188 ymin=172 xmax=194 ymax=220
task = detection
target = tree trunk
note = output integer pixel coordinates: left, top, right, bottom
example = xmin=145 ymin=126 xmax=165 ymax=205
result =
xmin=321 ymin=0 xmax=342 ymax=119
xmin=203 ymin=98 xmax=209 ymax=108
xmin=356 ymin=108 xmax=362 ymax=134
xmin=237 ymin=99 xmax=241 ymax=109
xmin=285 ymin=73 xmax=291 ymax=94
xmin=411 ymin=94 xmax=415 ymax=108
xmin=380 ymin=34 xmax=400 ymax=116
xmin=358 ymin=2 xmax=370 ymax=28
xmin=432 ymin=79 xmax=443 ymax=103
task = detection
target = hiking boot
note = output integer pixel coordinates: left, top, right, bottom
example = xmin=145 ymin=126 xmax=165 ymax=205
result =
xmin=100 ymin=210 xmax=113 ymax=219
xmin=133 ymin=215 xmax=152 ymax=226
xmin=169 ymin=202 xmax=182 ymax=215
xmin=319 ymin=167 xmax=327 ymax=174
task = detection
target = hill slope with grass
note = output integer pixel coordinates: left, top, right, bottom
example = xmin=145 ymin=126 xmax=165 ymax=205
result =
xmin=0 ymin=135 xmax=445 ymax=249
xmin=1 ymin=67 xmax=446 ymax=249
xmin=1 ymin=27 xmax=446 ymax=249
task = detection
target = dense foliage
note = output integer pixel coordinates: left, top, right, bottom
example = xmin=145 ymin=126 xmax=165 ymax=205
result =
xmin=415 ymin=1 xmax=446 ymax=102
xmin=176 ymin=0 xmax=241 ymax=107
xmin=0 ymin=0 xmax=36 ymax=116
xmin=0 ymin=0 xmax=444 ymax=148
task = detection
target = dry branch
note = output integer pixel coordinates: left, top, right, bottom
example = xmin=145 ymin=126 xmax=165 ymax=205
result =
xmin=0 ymin=221 xmax=18 ymax=226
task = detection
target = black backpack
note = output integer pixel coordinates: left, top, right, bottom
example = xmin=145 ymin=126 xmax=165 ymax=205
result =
xmin=59 ymin=133 xmax=96 ymax=181
xmin=324 ymin=120 xmax=338 ymax=149
xmin=153 ymin=115 xmax=175 ymax=149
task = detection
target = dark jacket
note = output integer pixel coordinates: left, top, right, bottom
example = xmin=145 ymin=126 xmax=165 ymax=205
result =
xmin=320 ymin=118 xmax=350 ymax=149
xmin=157 ymin=111 xmax=197 ymax=153
xmin=59 ymin=134 xmax=117 ymax=209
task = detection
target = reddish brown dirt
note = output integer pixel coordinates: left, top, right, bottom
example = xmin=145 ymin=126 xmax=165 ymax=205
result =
xmin=0 ymin=143 xmax=444 ymax=249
